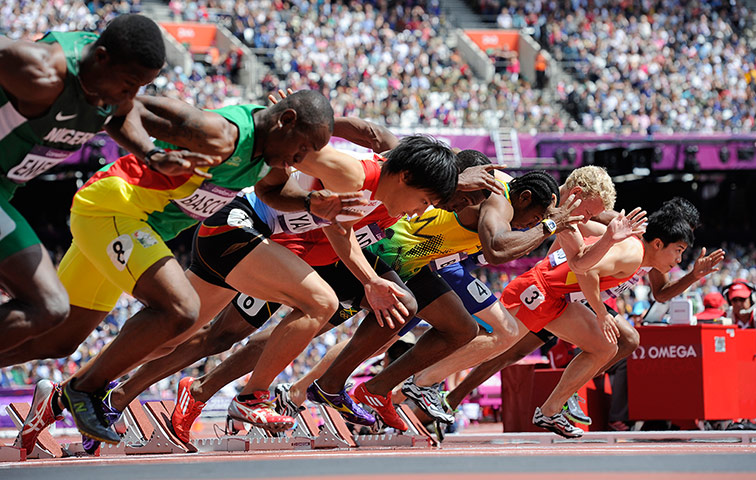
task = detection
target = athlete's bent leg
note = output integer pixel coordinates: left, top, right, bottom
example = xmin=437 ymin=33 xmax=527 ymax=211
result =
xmin=445 ymin=331 xmax=546 ymax=411
xmin=413 ymin=301 xmax=523 ymax=387
xmin=538 ymin=302 xmax=618 ymax=417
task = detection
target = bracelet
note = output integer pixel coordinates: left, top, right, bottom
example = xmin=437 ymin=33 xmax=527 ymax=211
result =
xmin=144 ymin=147 xmax=166 ymax=167
xmin=304 ymin=191 xmax=314 ymax=213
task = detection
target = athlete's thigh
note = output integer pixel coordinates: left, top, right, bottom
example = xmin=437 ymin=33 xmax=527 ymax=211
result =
xmin=225 ymin=237 xmax=332 ymax=308
xmin=544 ymin=301 xmax=608 ymax=349
xmin=474 ymin=301 xmax=520 ymax=338
xmin=416 ymin=289 xmax=475 ymax=332
xmin=69 ymin=213 xmax=173 ymax=303
xmin=58 ymin=241 xmax=122 ymax=312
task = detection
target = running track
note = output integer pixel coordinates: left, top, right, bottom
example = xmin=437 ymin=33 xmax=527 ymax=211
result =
xmin=3 ymin=439 xmax=756 ymax=479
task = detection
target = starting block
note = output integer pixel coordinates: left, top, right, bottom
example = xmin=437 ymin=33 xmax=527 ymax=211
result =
xmin=312 ymin=403 xmax=435 ymax=449
xmin=0 ymin=445 xmax=25 ymax=462
xmin=101 ymin=400 xmax=195 ymax=455
xmin=193 ymin=412 xmax=315 ymax=452
xmin=6 ymin=402 xmax=67 ymax=459
xmin=354 ymin=405 xmax=435 ymax=448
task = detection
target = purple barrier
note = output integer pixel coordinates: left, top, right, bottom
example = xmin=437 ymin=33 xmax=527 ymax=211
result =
xmin=331 ymin=132 xmax=499 ymax=158
xmin=521 ymin=133 xmax=756 ymax=171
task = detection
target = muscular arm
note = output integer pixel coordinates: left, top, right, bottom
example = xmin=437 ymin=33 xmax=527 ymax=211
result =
xmin=134 ymin=95 xmax=238 ymax=158
xmin=0 ymin=38 xmax=63 ymax=109
xmin=253 ymin=168 xmax=306 ymax=212
xmin=477 ymin=193 xmax=552 ymax=265
xmin=333 ymin=117 xmax=398 ymax=153
xmin=647 ymin=247 xmax=725 ymax=302
xmin=105 ymin=100 xmax=160 ymax=162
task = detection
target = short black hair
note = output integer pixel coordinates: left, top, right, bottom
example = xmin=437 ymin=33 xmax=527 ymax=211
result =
xmin=644 ymin=208 xmax=695 ymax=246
xmin=383 ymin=135 xmax=458 ymax=204
xmin=509 ymin=170 xmax=560 ymax=208
xmin=268 ymin=90 xmax=335 ymax=132
xmin=96 ymin=14 xmax=165 ymax=70
xmin=658 ymin=197 xmax=701 ymax=229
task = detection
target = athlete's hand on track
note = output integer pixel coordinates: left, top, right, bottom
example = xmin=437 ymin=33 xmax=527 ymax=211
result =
xmin=692 ymin=247 xmax=726 ymax=280
xmin=606 ymin=207 xmax=647 ymax=242
xmin=363 ymin=278 xmax=410 ymax=329
xmin=308 ymin=190 xmax=369 ymax=234
xmin=148 ymin=150 xmax=222 ymax=179
xmin=599 ymin=312 xmax=620 ymax=344
xmin=547 ymin=194 xmax=583 ymax=232
xmin=457 ymin=164 xmax=509 ymax=196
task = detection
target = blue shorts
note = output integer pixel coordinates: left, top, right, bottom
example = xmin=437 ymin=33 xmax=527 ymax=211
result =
xmin=398 ymin=257 xmax=497 ymax=336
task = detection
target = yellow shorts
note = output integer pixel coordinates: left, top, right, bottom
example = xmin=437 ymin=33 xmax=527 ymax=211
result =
xmin=58 ymin=213 xmax=173 ymax=312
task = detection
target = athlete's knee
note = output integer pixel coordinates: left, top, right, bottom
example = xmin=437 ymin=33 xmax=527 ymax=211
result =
xmin=591 ymin=340 xmax=619 ymax=361
xmin=298 ymin=287 xmax=339 ymax=324
xmin=160 ymin=292 xmax=201 ymax=336
xmin=617 ymin=327 xmax=640 ymax=358
xmin=35 ymin=293 xmax=70 ymax=331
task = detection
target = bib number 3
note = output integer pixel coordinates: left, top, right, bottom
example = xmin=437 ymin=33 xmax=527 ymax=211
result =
xmin=520 ymin=284 xmax=545 ymax=311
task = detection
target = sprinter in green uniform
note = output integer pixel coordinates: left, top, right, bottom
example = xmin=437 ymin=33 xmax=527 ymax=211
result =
xmin=0 ymin=14 xmax=213 ymax=355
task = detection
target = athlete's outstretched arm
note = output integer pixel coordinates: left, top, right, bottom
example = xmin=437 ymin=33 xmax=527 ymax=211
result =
xmin=0 ymin=38 xmax=62 ymax=104
xmin=333 ymin=117 xmax=399 ymax=153
xmin=647 ymin=247 xmax=725 ymax=302
xmin=132 ymin=95 xmax=238 ymax=158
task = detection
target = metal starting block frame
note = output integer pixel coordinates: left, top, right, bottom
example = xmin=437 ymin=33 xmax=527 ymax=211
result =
xmin=101 ymin=400 xmax=195 ymax=455
xmin=313 ymin=404 xmax=435 ymax=449
xmin=6 ymin=402 xmax=72 ymax=459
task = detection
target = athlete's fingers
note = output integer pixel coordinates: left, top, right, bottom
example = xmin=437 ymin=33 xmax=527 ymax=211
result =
xmin=387 ymin=283 xmax=407 ymax=299
xmin=568 ymin=215 xmax=584 ymax=224
xmin=389 ymin=306 xmax=406 ymax=326
xmin=380 ymin=310 xmax=394 ymax=329
xmin=193 ymin=167 xmax=213 ymax=179
xmin=179 ymin=151 xmax=223 ymax=165
xmin=374 ymin=311 xmax=385 ymax=328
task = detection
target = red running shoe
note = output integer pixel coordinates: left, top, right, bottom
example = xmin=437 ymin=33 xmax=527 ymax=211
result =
xmin=171 ymin=377 xmax=206 ymax=443
xmin=227 ymin=390 xmax=294 ymax=433
xmin=353 ymin=382 xmax=407 ymax=432
xmin=14 ymin=379 xmax=63 ymax=454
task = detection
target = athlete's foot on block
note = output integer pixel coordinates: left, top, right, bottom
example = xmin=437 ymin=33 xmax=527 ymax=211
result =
xmin=171 ymin=377 xmax=206 ymax=443
xmin=562 ymin=393 xmax=592 ymax=425
xmin=228 ymin=390 xmax=294 ymax=433
xmin=13 ymin=379 xmax=64 ymax=454
xmin=401 ymin=376 xmax=454 ymax=424
xmin=82 ymin=380 xmax=122 ymax=455
xmin=62 ymin=382 xmax=121 ymax=445
xmin=353 ymin=382 xmax=407 ymax=432
xmin=533 ymin=407 xmax=584 ymax=438
xmin=274 ymin=383 xmax=305 ymax=419
xmin=306 ymin=380 xmax=375 ymax=426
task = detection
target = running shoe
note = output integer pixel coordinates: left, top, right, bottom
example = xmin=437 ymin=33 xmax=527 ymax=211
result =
xmin=401 ymin=376 xmax=454 ymax=424
xmin=82 ymin=380 xmax=122 ymax=454
xmin=306 ymin=380 xmax=375 ymax=426
xmin=13 ymin=379 xmax=64 ymax=454
xmin=62 ymin=382 xmax=121 ymax=445
xmin=273 ymin=383 xmax=304 ymax=419
xmin=532 ymin=406 xmax=584 ymax=438
xmin=171 ymin=377 xmax=206 ymax=443
xmin=227 ymin=390 xmax=294 ymax=433
xmin=353 ymin=382 xmax=407 ymax=432
xmin=562 ymin=393 xmax=592 ymax=425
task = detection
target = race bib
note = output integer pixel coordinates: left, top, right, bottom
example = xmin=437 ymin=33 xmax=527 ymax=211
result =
xmin=173 ymin=182 xmax=237 ymax=220
xmin=520 ymin=284 xmax=545 ymax=310
xmin=278 ymin=211 xmax=326 ymax=234
xmin=107 ymin=234 xmax=134 ymax=271
xmin=354 ymin=223 xmax=385 ymax=248
xmin=430 ymin=253 xmax=467 ymax=271
xmin=467 ymin=278 xmax=492 ymax=303
xmin=548 ymin=249 xmax=568 ymax=268
xmin=235 ymin=294 xmax=266 ymax=317
xmin=7 ymin=146 xmax=73 ymax=183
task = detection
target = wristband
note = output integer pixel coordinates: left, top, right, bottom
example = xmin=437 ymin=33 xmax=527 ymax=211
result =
xmin=144 ymin=147 xmax=166 ymax=167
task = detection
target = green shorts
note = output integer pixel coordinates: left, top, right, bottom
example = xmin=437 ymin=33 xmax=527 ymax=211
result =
xmin=0 ymin=189 xmax=42 ymax=262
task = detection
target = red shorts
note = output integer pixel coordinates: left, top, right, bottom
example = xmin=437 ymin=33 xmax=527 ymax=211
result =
xmin=272 ymin=231 xmax=338 ymax=266
xmin=499 ymin=268 xmax=568 ymax=332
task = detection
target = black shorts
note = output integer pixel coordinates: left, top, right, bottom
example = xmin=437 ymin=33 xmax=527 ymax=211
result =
xmin=233 ymin=249 xmax=393 ymax=328
xmin=330 ymin=265 xmax=452 ymax=328
xmin=189 ymin=196 xmax=272 ymax=290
